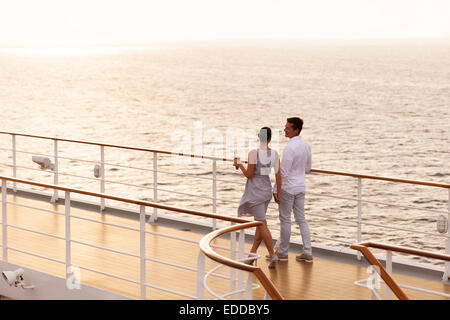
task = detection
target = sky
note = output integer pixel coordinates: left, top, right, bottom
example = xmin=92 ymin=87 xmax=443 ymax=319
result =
xmin=0 ymin=0 xmax=449 ymax=46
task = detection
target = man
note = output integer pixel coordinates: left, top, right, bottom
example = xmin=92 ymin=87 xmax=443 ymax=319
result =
xmin=273 ymin=117 xmax=312 ymax=263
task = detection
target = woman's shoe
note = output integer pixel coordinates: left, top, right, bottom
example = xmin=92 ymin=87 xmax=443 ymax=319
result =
xmin=268 ymin=254 xmax=278 ymax=269
xmin=266 ymin=253 xmax=288 ymax=261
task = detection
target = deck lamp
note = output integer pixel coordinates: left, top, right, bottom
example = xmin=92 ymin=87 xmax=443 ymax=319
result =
xmin=2 ymin=268 xmax=35 ymax=289
xmin=94 ymin=164 xmax=102 ymax=178
xmin=437 ymin=215 xmax=448 ymax=234
xmin=32 ymin=156 xmax=54 ymax=170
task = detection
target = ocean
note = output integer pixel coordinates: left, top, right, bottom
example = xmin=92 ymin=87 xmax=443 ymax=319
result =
xmin=0 ymin=39 xmax=449 ymax=265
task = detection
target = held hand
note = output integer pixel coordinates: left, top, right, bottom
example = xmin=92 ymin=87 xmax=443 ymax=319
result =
xmin=273 ymin=192 xmax=280 ymax=204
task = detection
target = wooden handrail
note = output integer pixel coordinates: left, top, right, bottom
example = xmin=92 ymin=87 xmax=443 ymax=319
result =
xmin=357 ymin=242 xmax=450 ymax=261
xmin=0 ymin=131 xmax=235 ymax=162
xmin=350 ymin=242 xmax=450 ymax=300
xmin=1 ymin=131 xmax=449 ymax=189
xmin=310 ymin=169 xmax=450 ymax=189
xmin=199 ymin=222 xmax=284 ymax=300
xmin=0 ymin=174 xmax=250 ymax=224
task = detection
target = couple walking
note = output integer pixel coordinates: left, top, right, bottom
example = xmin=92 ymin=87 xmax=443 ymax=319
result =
xmin=233 ymin=117 xmax=312 ymax=269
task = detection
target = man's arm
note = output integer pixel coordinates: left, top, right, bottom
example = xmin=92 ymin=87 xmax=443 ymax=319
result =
xmin=273 ymin=152 xmax=282 ymax=203
xmin=273 ymin=147 xmax=294 ymax=199
xmin=280 ymin=147 xmax=294 ymax=180
xmin=305 ymin=144 xmax=311 ymax=173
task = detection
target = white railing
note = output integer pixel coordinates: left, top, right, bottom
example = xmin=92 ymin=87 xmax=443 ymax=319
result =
xmin=1 ymin=175 xmax=275 ymax=299
xmin=0 ymin=131 xmax=449 ymax=279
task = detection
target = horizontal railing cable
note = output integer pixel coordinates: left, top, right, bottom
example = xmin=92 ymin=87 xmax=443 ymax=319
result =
xmin=5 ymin=201 xmax=65 ymax=216
xmin=77 ymin=265 xmax=139 ymax=285
xmin=7 ymin=246 xmax=65 ymax=265
xmin=71 ymin=239 xmax=140 ymax=259
xmin=308 ymin=191 xmax=449 ymax=215
xmin=311 ymin=234 xmax=354 ymax=245
xmin=144 ymin=282 xmax=197 ymax=300
xmin=304 ymin=212 xmax=449 ymax=238
xmin=70 ymin=214 xmax=140 ymax=232
xmin=7 ymin=223 xmax=65 ymax=240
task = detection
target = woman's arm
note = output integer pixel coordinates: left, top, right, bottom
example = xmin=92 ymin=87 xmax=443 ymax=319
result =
xmin=234 ymin=150 xmax=256 ymax=179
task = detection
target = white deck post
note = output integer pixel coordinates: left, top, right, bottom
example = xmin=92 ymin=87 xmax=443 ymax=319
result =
xmin=51 ymin=139 xmax=59 ymax=203
xmin=2 ymin=179 xmax=7 ymax=262
xmin=443 ymin=189 xmax=450 ymax=281
xmin=196 ymin=251 xmax=206 ymax=299
xmin=245 ymin=272 xmax=254 ymax=300
xmin=12 ymin=134 xmax=16 ymax=192
xmin=386 ymin=250 xmax=392 ymax=300
xmin=212 ymin=160 xmax=217 ymax=230
xmin=100 ymin=145 xmax=105 ymax=211
xmin=140 ymin=205 xmax=147 ymax=299
xmin=238 ymin=229 xmax=245 ymax=299
xmin=150 ymin=152 xmax=158 ymax=222
xmin=65 ymin=191 xmax=71 ymax=279
xmin=230 ymin=225 xmax=236 ymax=299
xmin=357 ymin=178 xmax=362 ymax=260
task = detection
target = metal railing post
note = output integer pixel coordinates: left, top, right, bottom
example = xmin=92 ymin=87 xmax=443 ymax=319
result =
xmin=386 ymin=250 xmax=392 ymax=300
xmin=12 ymin=134 xmax=16 ymax=192
xmin=197 ymin=251 xmax=206 ymax=299
xmin=140 ymin=205 xmax=146 ymax=299
xmin=212 ymin=160 xmax=217 ymax=230
xmin=150 ymin=152 xmax=158 ymax=222
xmin=65 ymin=191 xmax=71 ymax=280
xmin=230 ymin=226 xmax=236 ymax=299
xmin=238 ymin=229 xmax=245 ymax=299
xmin=357 ymin=178 xmax=362 ymax=260
xmin=51 ymin=139 xmax=59 ymax=203
xmin=2 ymin=179 xmax=7 ymax=261
xmin=444 ymin=189 xmax=450 ymax=281
xmin=245 ymin=272 xmax=254 ymax=300
xmin=100 ymin=146 xmax=105 ymax=211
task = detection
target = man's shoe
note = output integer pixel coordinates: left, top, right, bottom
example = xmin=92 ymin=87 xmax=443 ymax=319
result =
xmin=266 ymin=253 xmax=288 ymax=262
xmin=296 ymin=253 xmax=313 ymax=262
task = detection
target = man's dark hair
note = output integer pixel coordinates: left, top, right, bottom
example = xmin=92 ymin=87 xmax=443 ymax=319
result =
xmin=287 ymin=117 xmax=303 ymax=135
xmin=260 ymin=127 xmax=272 ymax=143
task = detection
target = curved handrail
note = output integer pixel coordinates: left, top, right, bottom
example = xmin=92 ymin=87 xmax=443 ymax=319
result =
xmin=1 ymin=131 xmax=449 ymax=189
xmin=350 ymin=242 xmax=450 ymax=300
xmin=199 ymin=221 xmax=284 ymax=300
xmin=0 ymin=174 xmax=250 ymax=224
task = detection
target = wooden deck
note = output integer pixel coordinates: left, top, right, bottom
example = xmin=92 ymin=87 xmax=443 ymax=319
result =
xmin=1 ymin=193 xmax=449 ymax=300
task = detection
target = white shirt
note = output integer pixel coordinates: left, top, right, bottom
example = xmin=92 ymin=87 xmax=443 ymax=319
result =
xmin=273 ymin=135 xmax=311 ymax=195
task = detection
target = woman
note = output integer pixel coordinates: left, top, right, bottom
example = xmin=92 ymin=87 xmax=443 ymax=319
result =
xmin=233 ymin=127 xmax=281 ymax=268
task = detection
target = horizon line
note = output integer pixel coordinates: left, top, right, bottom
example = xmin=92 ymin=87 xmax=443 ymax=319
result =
xmin=1 ymin=36 xmax=450 ymax=49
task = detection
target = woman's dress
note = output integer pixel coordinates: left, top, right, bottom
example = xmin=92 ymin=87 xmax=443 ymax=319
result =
xmin=237 ymin=149 xmax=276 ymax=221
